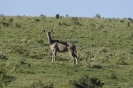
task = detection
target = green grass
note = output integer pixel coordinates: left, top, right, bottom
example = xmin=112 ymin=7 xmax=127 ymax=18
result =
xmin=0 ymin=15 xmax=133 ymax=88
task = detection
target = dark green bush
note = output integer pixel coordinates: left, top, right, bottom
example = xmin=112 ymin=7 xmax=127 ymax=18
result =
xmin=55 ymin=14 xmax=60 ymax=19
xmin=1 ymin=22 xmax=9 ymax=27
xmin=34 ymin=18 xmax=40 ymax=22
xmin=128 ymin=18 xmax=132 ymax=21
xmin=0 ymin=53 xmax=8 ymax=60
xmin=95 ymin=14 xmax=101 ymax=18
xmin=69 ymin=75 xmax=104 ymax=88
xmin=0 ymin=68 xmax=16 ymax=87
xmin=14 ymin=23 xmax=22 ymax=28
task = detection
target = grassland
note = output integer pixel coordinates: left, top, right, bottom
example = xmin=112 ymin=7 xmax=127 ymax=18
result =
xmin=0 ymin=15 xmax=133 ymax=88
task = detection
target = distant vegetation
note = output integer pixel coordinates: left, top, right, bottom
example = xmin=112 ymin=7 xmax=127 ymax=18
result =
xmin=0 ymin=14 xmax=133 ymax=88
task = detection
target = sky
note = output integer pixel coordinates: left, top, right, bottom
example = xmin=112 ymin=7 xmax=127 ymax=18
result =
xmin=0 ymin=0 xmax=133 ymax=18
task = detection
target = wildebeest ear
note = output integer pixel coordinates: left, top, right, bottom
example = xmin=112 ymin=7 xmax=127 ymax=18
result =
xmin=43 ymin=30 xmax=47 ymax=33
xmin=51 ymin=30 xmax=54 ymax=33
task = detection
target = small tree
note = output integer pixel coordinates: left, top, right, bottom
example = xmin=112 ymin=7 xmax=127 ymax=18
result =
xmin=95 ymin=14 xmax=101 ymax=18
xmin=55 ymin=14 xmax=60 ymax=19
xmin=66 ymin=14 xmax=69 ymax=17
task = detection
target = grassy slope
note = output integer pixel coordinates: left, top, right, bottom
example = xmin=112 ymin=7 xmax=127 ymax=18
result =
xmin=0 ymin=15 xmax=133 ymax=88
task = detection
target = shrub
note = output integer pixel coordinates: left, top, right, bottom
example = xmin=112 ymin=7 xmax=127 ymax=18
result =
xmin=66 ymin=14 xmax=69 ymax=17
xmin=34 ymin=18 xmax=40 ymax=22
xmin=0 ymin=68 xmax=16 ymax=87
xmin=55 ymin=14 xmax=60 ymax=19
xmin=128 ymin=18 xmax=132 ymax=21
xmin=0 ymin=53 xmax=8 ymax=60
xmin=69 ymin=75 xmax=104 ymax=88
xmin=40 ymin=14 xmax=46 ymax=19
xmin=127 ymin=22 xmax=130 ymax=27
xmin=1 ymin=22 xmax=9 ymax=27
xmin=95 ymin=14 xmax=101 ymax=18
